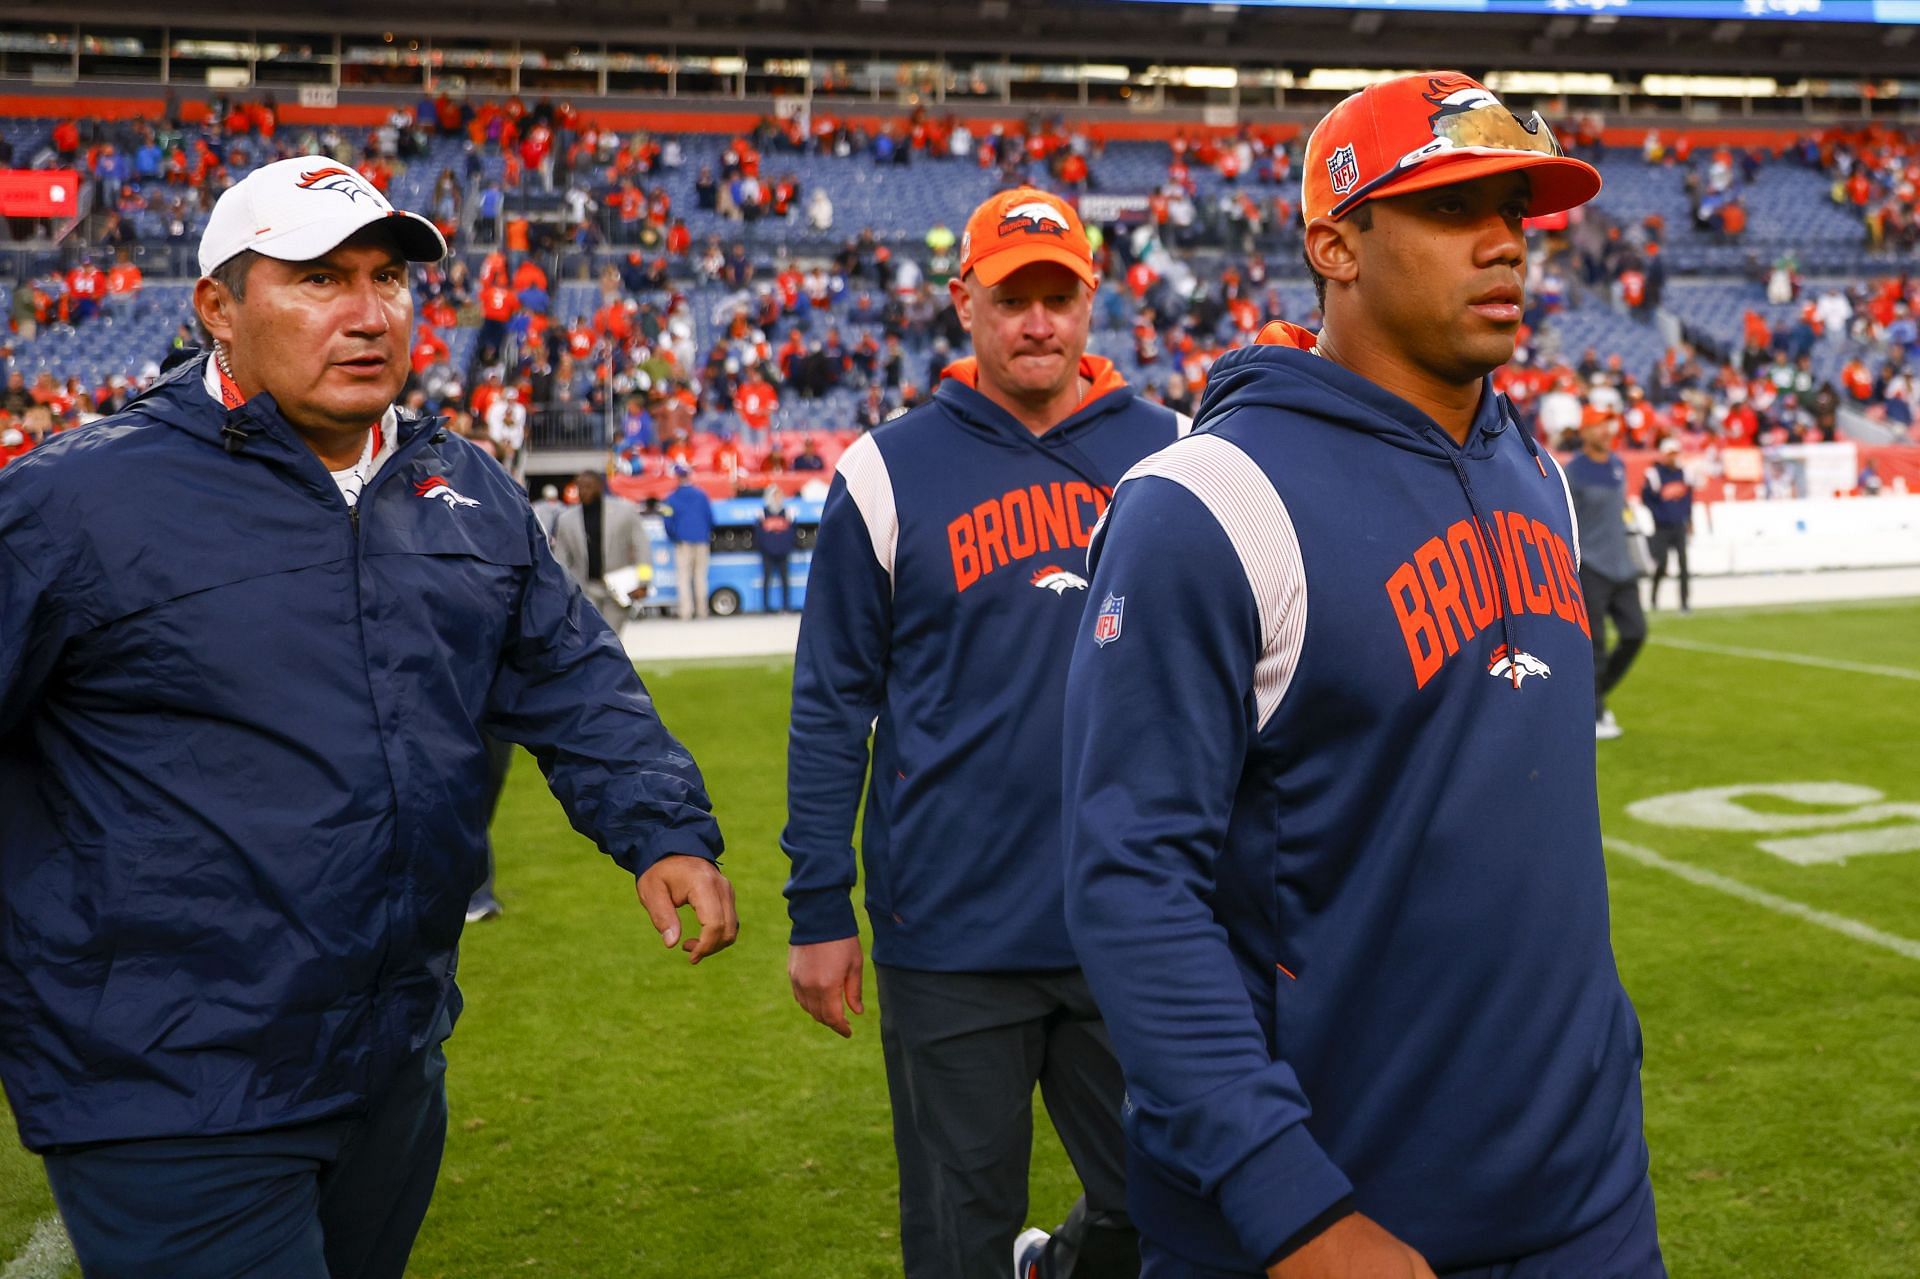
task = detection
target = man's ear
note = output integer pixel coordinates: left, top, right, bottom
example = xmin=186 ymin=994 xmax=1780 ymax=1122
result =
xmin=948 ymin=275 xmax=973 ymax=329
xmin=193 ymin=277 xmax=236 ymax=349
xmin=1303 ymin=216 xmax=1361 ymax=288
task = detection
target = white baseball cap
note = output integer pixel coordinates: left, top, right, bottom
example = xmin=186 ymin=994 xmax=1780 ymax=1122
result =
xmin=199 ymin=155 xmax=446 ymax=277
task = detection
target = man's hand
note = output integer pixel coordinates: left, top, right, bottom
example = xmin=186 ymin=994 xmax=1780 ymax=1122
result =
xmin=1268 ymin=1214 xmax=1435 ymax=1279
xmin=788 ymin=937 xmax=865 ymax=1038
xmin=635 ymin=854 xmax=739 ymax=964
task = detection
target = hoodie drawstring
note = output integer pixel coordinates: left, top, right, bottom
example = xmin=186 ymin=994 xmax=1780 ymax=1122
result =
xmin=1420 ymin=406 xmax=1557 ymax=692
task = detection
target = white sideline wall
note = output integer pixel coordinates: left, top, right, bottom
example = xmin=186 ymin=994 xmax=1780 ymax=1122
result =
xmin=1685 ymin=494 xmax=1920 ymax=576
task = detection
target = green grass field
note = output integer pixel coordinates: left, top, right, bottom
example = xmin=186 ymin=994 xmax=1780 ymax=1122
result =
xmin=3 ymin=599 xmax=1918 ymax=1277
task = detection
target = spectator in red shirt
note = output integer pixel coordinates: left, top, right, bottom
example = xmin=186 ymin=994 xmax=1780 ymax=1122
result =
xmin=66 ymin=259 xmax=105 ymax=324
xmin=1842 ymin=358 xmax=1876 ymax=401
xmin=410 ymin=324 xmax=449 ymax=376
xmin=511 ymin=257 xmax=548 ymax=295
xmin=565 ymin=318 xmax=597 ymax=361
xmin=477 ymin=282 xmax=518 ymax=361
xmin=1722 ymin=401 xmax=1759 ymax=446
xmin=105 ymin=250 xmax=142 ymax=319
xmin=734 ymin=373 xmax=778 ymax=444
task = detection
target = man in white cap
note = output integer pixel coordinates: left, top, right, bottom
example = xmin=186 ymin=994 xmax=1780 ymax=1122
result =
xmin=0 ymin=156 xmax=738 ymax=1278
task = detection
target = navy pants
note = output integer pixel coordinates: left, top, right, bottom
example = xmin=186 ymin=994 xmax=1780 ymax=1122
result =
xmin=1140 ymin=1176 xmax=1663 ymax=1279
xmin=875 ymin=965 xmax=1136 ymax=1279
xmin=44 ymin=1022 xmax=450 ymax=1279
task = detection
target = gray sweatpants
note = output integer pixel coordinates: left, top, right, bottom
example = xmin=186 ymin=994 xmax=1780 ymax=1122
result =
xmin=876 ymin=964 xmax=1136 ymax=1279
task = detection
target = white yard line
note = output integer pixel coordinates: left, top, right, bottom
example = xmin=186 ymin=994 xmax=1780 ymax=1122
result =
xmin=1 ymin=1214 xmax=74 ymax=1279
xmin=1648 ymin=635 xmax=1920 ymax=682
xmin=1605 ymin=837 xmax=1920 ymax=963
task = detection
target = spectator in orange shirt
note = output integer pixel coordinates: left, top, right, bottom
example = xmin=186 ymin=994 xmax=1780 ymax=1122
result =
xmin=511 ymin=257 xmax=548 ymax=294
xmin=734 ymin=372 xmax=778 ymax=444
xmin=411 ymin=323 xmax=450 ymax=376
xmin=478 ymin=282 xmax=518 ymax=362
xmin=1842 ymin=358 xmax=1876 ymax=402
xmin=105 ymin=249 xmax=142 ymax=320
xmin=1719 ymin=199 xmax=1747 ymax=241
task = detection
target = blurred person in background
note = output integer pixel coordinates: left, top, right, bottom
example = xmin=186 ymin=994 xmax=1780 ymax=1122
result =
xmin=1641 ymin=436 xmax=1694 ymax=612
xmin=1569 ymin=407 xmax=1647 ymax=738
xmin=755 ymin=485 xmax=798 ymax=613
xmin=663 ymin=462 xmax=715 ymax=620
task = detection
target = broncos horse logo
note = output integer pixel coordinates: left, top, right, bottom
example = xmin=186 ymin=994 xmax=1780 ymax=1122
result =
xmin=1487 ymin=645 xmax=1551 ymax=687
xmin=414 ymin=475 xmax=482 ymax=509
xmin=295 ymin=166 xmax=379 ymax=204
xmin=997 ymin=200 xmax=1071 ymax=239
xmin=1030 ymin=565 xmax=1088 ymax=595
xmin=1420 ymin=75 xmax=1547 ymax=151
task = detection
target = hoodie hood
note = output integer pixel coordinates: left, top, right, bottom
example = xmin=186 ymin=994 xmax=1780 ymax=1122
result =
xmin=1197 ymin=321 xmax=1521 ymax=463
xmin=937 ymin=354 xmax=1132 ymax=443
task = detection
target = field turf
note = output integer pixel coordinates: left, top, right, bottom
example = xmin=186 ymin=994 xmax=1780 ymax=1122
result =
xmin=2 ymin=599 xmax=1917 ymax=1277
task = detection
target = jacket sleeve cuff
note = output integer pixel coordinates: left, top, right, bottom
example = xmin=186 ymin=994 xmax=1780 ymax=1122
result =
xmin=1263 ymin=1196 xmax=1358 ymax=1269
xmin=621 ymin=831 xmax=722 ymax=878
xmin=787 ymin=889 xmax=860 ymax=946
xmin=1217 ymin=1119 xmax=1355 ymax=1267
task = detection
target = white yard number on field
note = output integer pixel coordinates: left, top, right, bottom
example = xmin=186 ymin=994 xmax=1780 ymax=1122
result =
xmin=1626 ymin=783 xmax=1920 ymax=866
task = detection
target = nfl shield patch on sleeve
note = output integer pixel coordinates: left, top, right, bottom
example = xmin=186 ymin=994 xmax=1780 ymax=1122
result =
xmin=1093 ymin=593 xmax=1124 ymax=647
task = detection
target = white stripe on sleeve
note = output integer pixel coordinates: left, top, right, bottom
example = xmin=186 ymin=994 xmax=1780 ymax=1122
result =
xmin=1544 ymin=449 xmax=1582 ymax=571
xmin=1122 ymin=434 xmax=1307 ymax=730
xmin=834 ymin=433 xmax=900 ymax=586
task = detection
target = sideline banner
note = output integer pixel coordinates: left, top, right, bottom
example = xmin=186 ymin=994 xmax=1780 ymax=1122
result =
xmin=0 ymin=170 xmax=79 ymax=217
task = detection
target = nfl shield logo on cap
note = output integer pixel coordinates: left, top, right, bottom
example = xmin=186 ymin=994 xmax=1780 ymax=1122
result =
xmin=1326 ymin=144 xmax=1360 ymax=196
xmin=1093 ymin=594 xmax=1124 ymax=647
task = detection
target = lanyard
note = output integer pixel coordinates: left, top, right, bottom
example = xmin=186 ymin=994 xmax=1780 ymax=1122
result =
xmin=214 ymin=358 xmax=385 ymax=457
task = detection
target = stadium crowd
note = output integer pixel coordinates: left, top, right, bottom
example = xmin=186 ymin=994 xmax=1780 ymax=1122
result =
xmin=2 ymin=94 xmax=1919 ymax=483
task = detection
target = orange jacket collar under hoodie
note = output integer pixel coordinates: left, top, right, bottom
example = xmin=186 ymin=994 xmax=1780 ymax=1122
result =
xmin=940 ymin=353 xmax=1130 ymax=416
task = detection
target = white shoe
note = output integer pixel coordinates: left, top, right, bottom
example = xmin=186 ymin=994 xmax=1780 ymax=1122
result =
xmin=1596 ymin=710 xmax=1623 ymax=740
xmin=1013 ymin=1227 xmax=1050 ymax=1279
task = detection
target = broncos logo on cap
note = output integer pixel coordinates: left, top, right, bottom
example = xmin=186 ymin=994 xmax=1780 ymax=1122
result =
xmin=295 ymin=166 xmax=379 ymax=205
xmin=1421 ymin=75 xmax=1545 ymax=149
xmin=997 ymin=200 xmax=1071 ymax=239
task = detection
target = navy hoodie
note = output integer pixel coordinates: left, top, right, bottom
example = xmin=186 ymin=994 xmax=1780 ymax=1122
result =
xmin=1062 ymin=325 xmax=1651 ymax=1270
xmin=783 ymin=356 xmax=1183 ymax=970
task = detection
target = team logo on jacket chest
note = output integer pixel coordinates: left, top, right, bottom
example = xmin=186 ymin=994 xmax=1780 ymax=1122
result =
xmin=1487 ymin=645 xmax=1551 ymax=686
xmin=948 ymin=480 xmax=1110 ymax=592
xmin=1031 ymin=565 xmax=1088 ymax=594
xmin=415 ymin=475 xmax=481 ymax=509
xmin=1383 ymin=510 xmax=1587 ymax=690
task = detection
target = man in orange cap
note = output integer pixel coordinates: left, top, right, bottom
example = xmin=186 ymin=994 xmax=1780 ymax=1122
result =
xmin=782 ymin=186 xmax=1185 ymax=1278
xmin=1063 ymin=75 xmax=1663 ymax=1277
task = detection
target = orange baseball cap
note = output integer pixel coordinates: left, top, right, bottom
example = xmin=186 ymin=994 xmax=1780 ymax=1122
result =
xmin=958 ymin=187 xmax=1097 ymax=289
xmin=1302 ymin=72 xmax=1601 ymax=224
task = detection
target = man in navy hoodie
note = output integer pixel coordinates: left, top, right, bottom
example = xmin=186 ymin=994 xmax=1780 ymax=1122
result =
xmin=1063 ymin=75 xmax=1662 ymax=1278
xmin=782 ymin=186 xmax=1183 ymax=1278
xmin=0 ymin=157 xmax=736 ymax=1278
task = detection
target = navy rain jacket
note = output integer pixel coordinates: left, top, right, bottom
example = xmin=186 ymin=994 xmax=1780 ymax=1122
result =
xmin=0 ymin=354 xmax=721 ymax=1151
